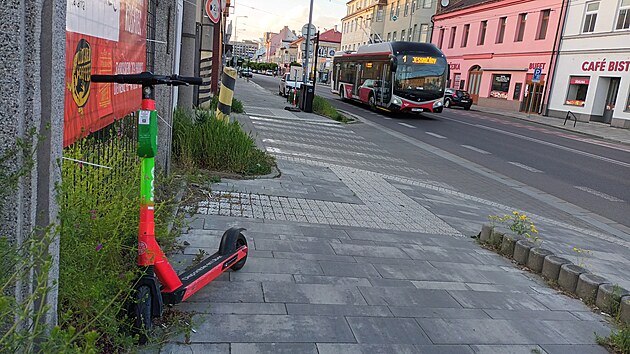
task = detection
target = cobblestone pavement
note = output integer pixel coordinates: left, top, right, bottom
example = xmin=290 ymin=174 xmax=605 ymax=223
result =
xmin=151 ymin=79 xmax=624 ymax=354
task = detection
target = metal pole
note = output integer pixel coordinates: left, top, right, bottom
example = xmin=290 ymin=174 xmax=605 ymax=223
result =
xmin=303 ymin=0 xmax=314 ymax=83
xmin=313 ymin=31 xmax=320 ymax=92
xmin=528 ymin=82 xmax=536 ymax=118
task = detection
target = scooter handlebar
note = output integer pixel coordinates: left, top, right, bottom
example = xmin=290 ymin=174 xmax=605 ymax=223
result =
xmin=91 ymin=72 xmax=203 ymax=86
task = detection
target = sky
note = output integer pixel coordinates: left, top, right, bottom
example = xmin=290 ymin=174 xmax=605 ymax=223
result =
xmin=229 ymin=0 xmax=347 ymax=43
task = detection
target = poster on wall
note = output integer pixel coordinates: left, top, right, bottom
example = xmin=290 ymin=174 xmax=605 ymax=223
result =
xmin=64 ymin=0 xmax=147 ymax=147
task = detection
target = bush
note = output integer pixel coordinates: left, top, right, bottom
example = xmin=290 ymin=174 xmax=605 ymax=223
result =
xmin=172 ymin=108 xmax=274 ymax=176
xmin=208 ymin=95 xmax=244 ymax=114
xmin=313 ymin=96 xmax=351 ymax=123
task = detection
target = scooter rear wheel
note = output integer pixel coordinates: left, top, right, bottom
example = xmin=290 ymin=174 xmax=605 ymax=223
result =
xmin=132 ymin=285 xmax=153 ymax=345
xmin=230 ymin=234 xmax=248 ymax=271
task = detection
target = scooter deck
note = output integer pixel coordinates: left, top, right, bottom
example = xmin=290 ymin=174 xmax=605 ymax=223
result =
xmin=161 ymin=246 xmax=247 ymax=305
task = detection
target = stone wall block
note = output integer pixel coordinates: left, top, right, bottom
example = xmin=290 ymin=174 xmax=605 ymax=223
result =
xmin=542 ymin=256 xmax=571 ymax=282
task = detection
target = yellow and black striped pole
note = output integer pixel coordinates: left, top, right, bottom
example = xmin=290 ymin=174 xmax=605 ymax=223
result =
xmin=215 ymin=67 xmax=237 ymax=122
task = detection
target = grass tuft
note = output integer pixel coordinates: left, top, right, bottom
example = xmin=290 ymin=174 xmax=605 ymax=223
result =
xmin=313 ymin=96 xmax=351 ymax=123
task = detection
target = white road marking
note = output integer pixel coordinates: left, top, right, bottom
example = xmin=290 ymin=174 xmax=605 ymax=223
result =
xmin=574 ymin=186 xmax=624 ymax=202
xmin=426 ymin=132 xmax=447 ymax=139
xmin=384 ymin=117 xmax=392 ymax=120
xmin=461 ymin=145 xmax=491 ymax=155
xmin=508 ymin=161 xmax=543 ymax=173
xmin=398 ymin=122 xmax=416 ymax=128
xmin=438 ymin=116 xmax=630 ymax=168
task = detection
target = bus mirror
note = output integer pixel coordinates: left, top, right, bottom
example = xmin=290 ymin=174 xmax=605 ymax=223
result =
xmin=389 ymin=56 xmax=398 ymax=72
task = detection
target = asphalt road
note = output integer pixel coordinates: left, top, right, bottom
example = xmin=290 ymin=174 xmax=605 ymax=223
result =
xmin=249 ymin=74 xmax=630 ymax=229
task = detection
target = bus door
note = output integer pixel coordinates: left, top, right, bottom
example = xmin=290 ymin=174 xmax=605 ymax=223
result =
xmin=379 ymin=63 xmax=392 ymax=105
xmin=353 ymin=64 xmax=362 ymax=97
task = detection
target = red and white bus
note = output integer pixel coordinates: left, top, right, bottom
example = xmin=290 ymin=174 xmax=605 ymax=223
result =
xmin=332 ymin=42 xmax=448 ymax=114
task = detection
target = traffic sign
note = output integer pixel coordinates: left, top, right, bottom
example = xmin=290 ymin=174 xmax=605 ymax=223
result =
xmin=301 ymin=23 xmax=317 ymax=38
xmin=533 ymin=68 xmax=542 ymax=83
xmin=392 ymin=15 xmax=398 ymax=21
xmin=206 ymin=0 xmax=221 ymax=24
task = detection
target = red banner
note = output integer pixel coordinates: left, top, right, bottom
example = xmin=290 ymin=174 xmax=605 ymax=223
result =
xmin=64 ymin=0 xmax=147 ymax=147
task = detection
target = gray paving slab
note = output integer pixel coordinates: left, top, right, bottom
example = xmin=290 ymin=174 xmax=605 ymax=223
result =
xmin=540 ymin=344 xmax=611 ymax=354
xmin=346 ymin=317 xmax=432 ymax=344
xmin=231 ymin=343 xmax=318 ymax=354
xmin=317 ymin=344 xmax=475 ymax=354
xmin=331 ymin=243 xmax=411 ymax=258
xmin=184 ymin=281 xmax=263 ymax=303
xmin=188 ymin=314 xmax=356 ymax=343
xmin=176 ymin=302 xmax=286 ymax=315
xmin=272 ymin=251 xmax=355 ymax=262
xmin=159 ymin=343 xmax=229 ymax=354
xmin=359 ymin=287 xmax=462 ymax=308
xmin=483 ymin=309 xmax=579 ymax=321
xmin=286 ymin=304 xmax=392 ymax=317
xmin=229 ymin=272 xmax=294 ymax=283
xmin=238 ymin=257 xmax=323 ymax=275
xmin=320 ymin=261 xmax=382 ymax=278
xmin=447 ymin=290 xmax=549 ymax=311
xmin=388 ymin=307 xmax=491 ymax=319
xmin=469 ymin=345 xmax=545 ymax=354
xmin=293 ymin=275 xmax=372 ymax=286
xmin=262 ymin=282 xmax=368 ymax=305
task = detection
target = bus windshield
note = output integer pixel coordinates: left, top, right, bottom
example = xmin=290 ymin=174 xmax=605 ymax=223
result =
xmin=394 ymin=54 xmax=447 ymax=101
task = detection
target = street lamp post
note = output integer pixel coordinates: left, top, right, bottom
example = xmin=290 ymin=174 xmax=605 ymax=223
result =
xmin=234 ymin=15 xmax=248 ymax=43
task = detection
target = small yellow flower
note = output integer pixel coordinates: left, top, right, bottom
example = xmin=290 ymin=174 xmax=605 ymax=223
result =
xmin=520 ymin=215 xmax=526 ymax=221
xmin=513 ymin=211 xmax=519 ymax=215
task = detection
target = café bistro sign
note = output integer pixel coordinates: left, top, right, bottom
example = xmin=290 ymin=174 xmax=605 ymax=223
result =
xmin=582 ymin=60 xmax=630 ymax=72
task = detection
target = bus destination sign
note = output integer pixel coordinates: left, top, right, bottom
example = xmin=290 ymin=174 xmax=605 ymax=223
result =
xmin=403 ymin=56 xmax=437 ymax=65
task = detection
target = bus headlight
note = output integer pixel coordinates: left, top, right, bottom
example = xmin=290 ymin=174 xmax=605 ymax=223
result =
xmin=392 ymin=98 xmax=402 ymax=106
xmin=433 ymin=101 xmax=443 ymax=108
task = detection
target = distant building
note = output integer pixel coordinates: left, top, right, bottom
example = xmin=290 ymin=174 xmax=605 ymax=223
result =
xmin=547 ymin=0 xmax=630 ymax=128
xmin=341 ymin=0 xmax=384 ymax=52
xmin=230 ymin=40 xmax=259 ymax=59
xmin=264 ymin=26 xmax=298 ymax=63
xmin=433 ymin=0 xmax=565 ymax=113
xmin=315 ymin=28 xmax=342 ymax=82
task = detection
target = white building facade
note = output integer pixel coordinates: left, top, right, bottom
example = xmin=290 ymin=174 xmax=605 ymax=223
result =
xmin=547 ymin=0 xmax=630 ymax=128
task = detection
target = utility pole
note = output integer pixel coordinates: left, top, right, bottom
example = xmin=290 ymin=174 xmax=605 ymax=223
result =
xmin=312 ymin=31 xmax=320 ymax=92
xmin=303 ymin=0 xmax=314 ymax=83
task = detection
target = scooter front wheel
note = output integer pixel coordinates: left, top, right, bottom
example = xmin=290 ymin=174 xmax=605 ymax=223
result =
xmin=132 ymin=285 xmax=153 ymax=344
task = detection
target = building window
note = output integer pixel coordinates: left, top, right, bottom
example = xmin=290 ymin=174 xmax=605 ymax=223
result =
xmin=478 ymin=20 xmax=487 ymax=45
xmin=490 ymin=74 xmax=511 ymax=99
xmin=413 ymin=24 xmax=418 ymax=41
xmin=396 ymin=1 xmax=400 ymax=17
xmin=626 ymin=86 xmax=630 ymax=111
xmin=393 ymin=31 xmax=397 ymax=41
xmin=387 ymin=32 xmax=391 ymax=41
xmin=461 ymin=24 xmax=470 ymax=47
xmin=423 ymin=0 xmax=431 ymax=8
xmin=537 ymin=9 xmax=551 ymax=39
xmin=565 ymin=76 xmax=590 ymax=107
xmin=404 ymin=0 xmax=409 ymax=16
xmin=390 ymin=4 xmax=395 ymax=19
xmin=515 ymin=13 xmax=527 ymax=42
xmin=583 ymin=2 xmax=599 ymax=33
xmin=616 ymin=0 xmax=630 ymax=30
xmin=401 ymin=30 xmax=406 ymax=41
xmin=438 ymin=28 xmax=445 ymax=48
xmin=496 ymin=17 xmax=507 ymax=43
xmin=376 ymin=7 xmax=384 ymax=21
xmin=420 ymin=24 xmax=429 ymax=42
xmin=448 ymin=26 xmax=456 ymax=48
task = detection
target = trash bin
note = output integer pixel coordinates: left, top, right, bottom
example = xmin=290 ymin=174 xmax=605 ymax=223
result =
xmin=300 ymin=84 xmax=315 ymax=113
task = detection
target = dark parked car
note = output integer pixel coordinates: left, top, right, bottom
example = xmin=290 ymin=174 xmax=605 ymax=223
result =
xmin=240 ymin=68 xmax=253 ymax=78
xmin=444 ymin=88 xmax=472 ymax=110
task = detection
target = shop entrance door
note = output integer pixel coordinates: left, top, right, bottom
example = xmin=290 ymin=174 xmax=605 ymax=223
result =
xmin=603 ymin=78 xmax=620 ymax=124
xmin=467 ymin=66 xmax=482 ymax=104
xmin=521 ymin=81 xmax=545 ymax=114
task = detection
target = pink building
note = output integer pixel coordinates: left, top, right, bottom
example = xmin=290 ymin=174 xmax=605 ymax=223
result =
xmin=432 ymin=0 xmax=565 ymax=113
xmin=265 ymin=26 xmax=298 ymax=63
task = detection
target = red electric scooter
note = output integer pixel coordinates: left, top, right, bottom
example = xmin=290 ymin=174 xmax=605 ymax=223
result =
xmin=91 ymin=72 xmax=248 ymax=343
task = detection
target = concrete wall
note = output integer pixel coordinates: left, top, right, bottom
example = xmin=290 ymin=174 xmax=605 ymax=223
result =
xmin=0 ymin=0 xmax=66 ymax=325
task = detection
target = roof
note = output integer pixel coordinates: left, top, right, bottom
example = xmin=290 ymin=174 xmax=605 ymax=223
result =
xmin=319 ymin=29 xmax=342 ymax=43
xmin=436 ymin=0 xmax=502 ymax=15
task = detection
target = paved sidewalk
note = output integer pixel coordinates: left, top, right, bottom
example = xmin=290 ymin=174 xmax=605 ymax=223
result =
xmin=471 ymin=105 xmax=630 ymax=145
xmin=152 ymin=78 xmax=622 ymax=354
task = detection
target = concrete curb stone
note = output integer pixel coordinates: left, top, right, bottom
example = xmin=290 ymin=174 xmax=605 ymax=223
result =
xmin=513 ymin=240 xmax=535 ymax=265
xmin=489 ymin=229 xmax=505 ymax=247
xmin=576 ymin=273 xmax=609 ymax=305
xmin=526 ymin=248 xmax=553 ymax=273
xmin=542 ymin=256 xmax=571 ymax=282
xmin=500 ymin=234 xmax=523 ymax=258
xmin=558 ymin=264 xmax=589 ymax=295
xmin=480 ymin=224 xmax=493 ymax=243
xmin=596 ymin=283 xmax=630 ymax=316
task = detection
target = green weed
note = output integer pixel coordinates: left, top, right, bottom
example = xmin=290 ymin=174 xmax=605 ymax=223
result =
xmin=596 ymin=326 xmax=630 ymax=354
xmin=172 ymin=108 xmax=274 ymax=176
xmin=313 ymin=96 xmax=351 ymax=123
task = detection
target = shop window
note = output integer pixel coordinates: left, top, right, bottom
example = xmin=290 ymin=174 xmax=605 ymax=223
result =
xmin=616 ymin=0 xmax=630 ymax=30
xmin=565 ymin=76 xmax=590 ymax=107
xmin=490 ymin=74 xmax=511 ymax=99
xmin=496 ymin=17 xmax=507 ymax=43
xmin=515 ymin=13 xmax=527 ymax=42
xmin=583 ymin=2 xmax=599 ymax=33
xmin=626 ymin=87 xmax=630 ymax=111
xmin=478 ymin=20 xmax=487 ymax=45
xmin=461 ymin=24 xmax=470 ymax=47
xmin=537 ymin=9 xmax=551 ymax=40
xmin=448 ymin=27 xmax=456 ymax=48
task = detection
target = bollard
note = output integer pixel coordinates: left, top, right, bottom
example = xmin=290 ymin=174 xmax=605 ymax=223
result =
xmin=215 ymin=67 xmax=237 ymax=122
